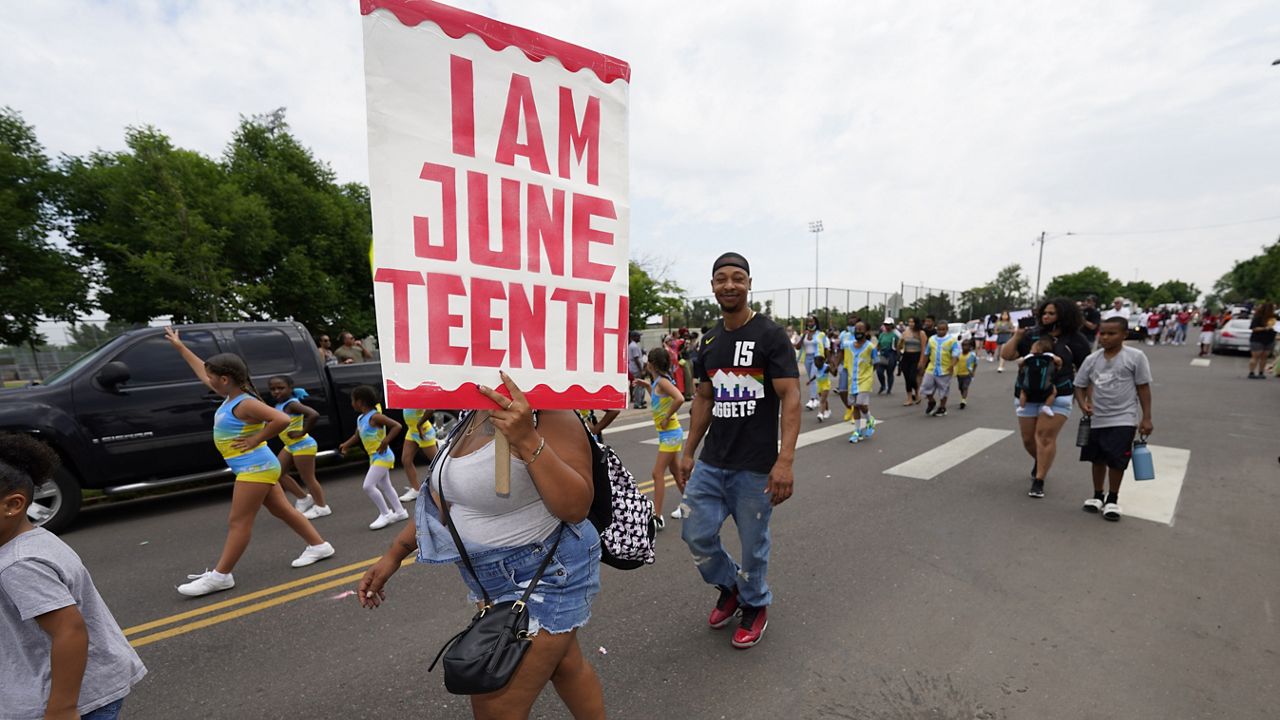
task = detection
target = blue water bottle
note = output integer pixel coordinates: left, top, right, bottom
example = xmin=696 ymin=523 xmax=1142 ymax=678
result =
xmin=1132 ymin=436 xmax=1155 ymax=481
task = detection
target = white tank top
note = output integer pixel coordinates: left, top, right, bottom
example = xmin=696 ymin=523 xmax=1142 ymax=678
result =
xmin=430 ymin=438 xmax=559 ymax=548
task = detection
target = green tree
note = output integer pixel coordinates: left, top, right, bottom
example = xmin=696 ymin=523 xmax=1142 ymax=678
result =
xmin=908 ymin=293 xmax=955 ymax=321
xmin=990 ymin=263 xmax=1030 ymax=309
xmin=1119 ymin=280 xmax=1155 ymax=306
xmin=1214 ymin=237 xmax=1280 ymax=304
xmin=958 ymin=264 xmax=1030 ymax=320
xmin=1042 ymin=266 xmax=1120 ymax=303
xmin=1148 ymin=279 xmax=1199 ymax=306
xmin=0 ymin=107 xmax=89 ymax=346
xmin=628 ymin=260 xmax=683 ymax=329
xmin=223 ymin=109 xmax=376 ymax=337
xmin=60 ymin=126 xmax=251 ymax=323
xmin=63 ymin=319 xmax=143 ymax=352
xmin=681 ymin=298 xmax=720 ymax=329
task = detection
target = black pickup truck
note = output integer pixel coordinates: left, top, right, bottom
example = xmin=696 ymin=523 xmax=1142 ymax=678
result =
xmin=0 ymin=322 xmax=454 ymax=533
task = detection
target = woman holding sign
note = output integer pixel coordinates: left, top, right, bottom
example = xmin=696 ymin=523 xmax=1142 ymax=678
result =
xmin=357 ymin=372 xmax=604 ymax=718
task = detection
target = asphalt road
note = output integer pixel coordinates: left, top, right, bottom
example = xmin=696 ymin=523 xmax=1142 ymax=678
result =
xmin=58 ymin=345 xmax=1279 ymax=719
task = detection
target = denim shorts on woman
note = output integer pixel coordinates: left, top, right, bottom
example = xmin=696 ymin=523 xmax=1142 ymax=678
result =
xmin=1014 ymin=395 xmax=1073 ymax=418
xmin=455 ymin=519 xmax=601 ymax=635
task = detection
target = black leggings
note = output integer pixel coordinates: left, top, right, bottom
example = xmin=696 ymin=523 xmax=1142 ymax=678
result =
xmin=900 ymin=352 xmax=921 ymax=394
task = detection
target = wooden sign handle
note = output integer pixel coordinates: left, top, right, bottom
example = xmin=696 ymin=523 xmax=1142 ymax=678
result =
xmin=494 ymin=432 xmax=511 ymax=496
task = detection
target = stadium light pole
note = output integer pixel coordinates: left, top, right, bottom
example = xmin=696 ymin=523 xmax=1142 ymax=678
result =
xmin=809 ymin=220 xmax=823 ymax=316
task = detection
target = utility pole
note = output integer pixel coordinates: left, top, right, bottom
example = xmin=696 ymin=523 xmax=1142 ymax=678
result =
xmin=809 ymin=220 xmax=823 ymax=315
xmin=1033 ymin=231 xmax=1046 ymax=302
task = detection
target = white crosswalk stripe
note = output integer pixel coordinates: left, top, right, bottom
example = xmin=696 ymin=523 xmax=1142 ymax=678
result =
xmin=1190 ymin=358 xmax=1211 ymax=367
xmin=1116 ymin=444 xmax=1190 ymax=525
xmin=606 ymin=414 xmax=688 ymax=434
xmin=883 ymin=427 xmax=1013 ymax=479
xmin=639 ymin=418 xmax=878 ymax=447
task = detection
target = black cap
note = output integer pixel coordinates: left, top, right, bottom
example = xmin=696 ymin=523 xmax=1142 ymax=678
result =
xmin=712 ymin=252 xmax=750 ymax=275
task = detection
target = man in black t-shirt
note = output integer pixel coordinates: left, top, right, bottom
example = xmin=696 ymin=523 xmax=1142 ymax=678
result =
xmin=1081 ymin=296 xmax=1102 ymax=346
xmin=677 ymin=252 xmax=801 ymax=650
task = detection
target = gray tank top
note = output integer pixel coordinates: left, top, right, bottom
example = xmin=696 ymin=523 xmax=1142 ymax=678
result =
xmin=431 ymin=438 xmax=559 ymax=548
xmin=902 ymin=333 xmax=922 ymax=353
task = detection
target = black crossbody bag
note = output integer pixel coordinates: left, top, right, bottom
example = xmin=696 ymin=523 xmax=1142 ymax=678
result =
xmin=427 ymin=434 xmax=565 ymax=695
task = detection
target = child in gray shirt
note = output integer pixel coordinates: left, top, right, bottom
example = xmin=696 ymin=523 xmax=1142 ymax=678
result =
xmin=0 ymin=434 xmax=146 ymax=719
xmin=1073 ymin=317 xmax=1154 ymax=521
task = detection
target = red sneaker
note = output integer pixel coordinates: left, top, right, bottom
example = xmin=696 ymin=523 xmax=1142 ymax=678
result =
xmin=731 ymin=605 xmax=768 ymax=649
xmin=708 ymin=586 xmax=740 ymax=629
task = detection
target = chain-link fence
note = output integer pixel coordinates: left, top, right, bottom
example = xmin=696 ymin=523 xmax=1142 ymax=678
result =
xmin=678 ymin=285 xmax=964 ymax=333
xmin=0 ymin=347 xmax=87 ymax=385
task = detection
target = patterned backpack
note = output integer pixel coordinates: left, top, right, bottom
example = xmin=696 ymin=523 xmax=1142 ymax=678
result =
xmin=578 ymin=414 xmax=657 ymax=570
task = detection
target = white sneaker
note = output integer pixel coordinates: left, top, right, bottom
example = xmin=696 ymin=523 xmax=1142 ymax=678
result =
xmin=178 ymin=570 xmax=235 ymax=597
xmin=291 ymin=542 xmax=335 ymax=568
xmin=294 ymin=494 xmax=315 ymax=513
xmin=398 ymin=487 xmax=420 ymax=502
xmin=671 ymin=506 xmax=685 ymax=519
xmin=388 ymin=508 xmax=410 ymax=524
xmin=369 ymin=513 xmax=393 ymax=530
xmin=303 ymin=504 xmax=331 ymax=519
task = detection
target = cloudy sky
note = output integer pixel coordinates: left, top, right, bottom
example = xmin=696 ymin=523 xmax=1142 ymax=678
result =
xmin=5 ymin=0 xmax=1280 ymax=312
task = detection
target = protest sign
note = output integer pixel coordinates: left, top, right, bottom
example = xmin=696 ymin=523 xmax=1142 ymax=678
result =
xmin=361 ymin=0 xmax=631 ymax=410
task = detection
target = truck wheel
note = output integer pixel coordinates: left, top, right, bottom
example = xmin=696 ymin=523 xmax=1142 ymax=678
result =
xmin=29 ymin=465 xmax=82 ymax=534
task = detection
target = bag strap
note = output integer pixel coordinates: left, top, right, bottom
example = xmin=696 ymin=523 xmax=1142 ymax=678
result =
xmin=437 ymin=411 xmax=563 ymax=609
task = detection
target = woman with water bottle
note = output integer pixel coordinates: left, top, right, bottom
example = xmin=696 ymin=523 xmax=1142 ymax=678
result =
xmin=1072 ymin=316 xmax=1154 ymax=521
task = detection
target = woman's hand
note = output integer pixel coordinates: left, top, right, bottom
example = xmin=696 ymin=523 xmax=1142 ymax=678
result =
xmin=357 ymin=556 xmax=402 ymax=609
xmin=376 ymin=441 xmax=390 ymax=455
xmin=477 ymin=372 xmax=539 ymax=457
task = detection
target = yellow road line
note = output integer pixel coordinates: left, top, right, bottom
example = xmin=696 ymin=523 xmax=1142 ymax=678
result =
xmin=128 ymin=476 xmax=681 ymax=648
xmin=129 ymin=557 xmax=413 ymax=648
xmin=123 ymin=555 xmax=384 ymax=636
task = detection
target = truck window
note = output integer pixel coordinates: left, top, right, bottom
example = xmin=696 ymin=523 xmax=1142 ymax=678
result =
xmin=113 ymin=332 xmax=220 ymax=386
xmin=234 ymin=327 xmax=297 ymax=375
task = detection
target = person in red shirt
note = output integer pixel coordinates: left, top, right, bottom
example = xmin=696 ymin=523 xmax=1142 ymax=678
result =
xmin=1145 ymin=311 xmax=1162 ymax=346
xmin=1174 ymin=309 xmax=1192 ymax=345
xmin=1198 ymin=312 xmax=1218 ymax=356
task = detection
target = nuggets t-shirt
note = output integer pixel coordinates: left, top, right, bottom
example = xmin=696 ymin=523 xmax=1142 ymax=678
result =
xmin=693 ymin=314 xmax=799 ymax=474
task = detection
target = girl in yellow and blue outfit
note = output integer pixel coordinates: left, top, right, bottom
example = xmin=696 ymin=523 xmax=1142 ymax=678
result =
xmin=268 ymin=376 xmax=330 ymax=519
xmin=396 ymin=408 xmax=438 ymax=503
xmin=633 ymin=347 xmax=684 ymax=528
xmin=164 ymin=327 xmax=334 ymax=598
xmin=340 ymin=386 xmax=407 ymax=530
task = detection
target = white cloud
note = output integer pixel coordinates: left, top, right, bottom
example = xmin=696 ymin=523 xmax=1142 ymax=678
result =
xmin=5 ymin=0 xmax=1279 ymax=320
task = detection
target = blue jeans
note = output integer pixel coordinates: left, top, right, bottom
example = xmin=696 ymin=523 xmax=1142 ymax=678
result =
xmin=680 ymin=463 xmax=774 ymax=607
xmin=805 ymin=356 xmax=818 ymax=401
xmin=83 ymin=699 xmax=124 ymax=720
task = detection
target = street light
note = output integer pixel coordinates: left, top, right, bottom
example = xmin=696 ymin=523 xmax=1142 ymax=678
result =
xmin=1032 ymin=230 xmax=1074 ymax=302
xmin=809 ymin=220 xmax=823 ymax=318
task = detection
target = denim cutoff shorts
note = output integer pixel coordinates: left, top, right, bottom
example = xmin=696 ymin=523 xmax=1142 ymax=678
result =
xmin=455 ymin=519 xmax=601 ymax=635
xmin=1014 ymin=395 xmax=1073 ymax=418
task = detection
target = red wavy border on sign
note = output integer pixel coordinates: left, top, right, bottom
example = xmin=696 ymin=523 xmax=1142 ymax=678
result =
xmin=360 ymin=0 xmax=631 ymax=85
xmin=386 ymin=380 xmax=625 ymax=411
